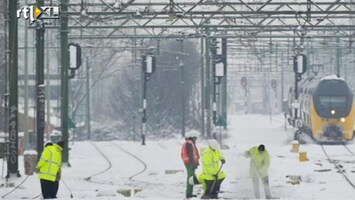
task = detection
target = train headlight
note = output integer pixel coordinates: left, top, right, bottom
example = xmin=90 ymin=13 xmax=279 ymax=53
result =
xmin=331 ymin=110 xmax=336 ymax=115
xmin=341 ymin=118 xmax=346 ymax=123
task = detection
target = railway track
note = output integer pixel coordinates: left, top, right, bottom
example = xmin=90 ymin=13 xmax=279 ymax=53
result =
xmin=320 ymin=144 xmax=355 ymax=190
xmin=84 ymin=142 xmax=113 ymax=181
xmin=343 ymin=144 xmax=355 ymax=156
xmin=109 ymin=142 xmax=147 ymax=181
xmin=84 ymin=141 xmax=155 ymax=188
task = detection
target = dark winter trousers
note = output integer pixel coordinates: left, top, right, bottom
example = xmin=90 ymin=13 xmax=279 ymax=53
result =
xmin=252 ymin=176 xmax=271 ymax=199
xmin=202 ymin=178 xmax=225 ymax=199
xmin=185 ymin=164 xmax=196 ymax=198
xmin=40 ymin=179 xmax=59 ymax=199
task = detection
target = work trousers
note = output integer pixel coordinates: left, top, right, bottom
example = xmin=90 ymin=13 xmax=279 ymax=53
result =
xmin=40 ymin=179 xmax=59 ymax=199
xmin=252 ymin=176 xmax=271 ymax=199
xmin=201 ymin=178 xmax=225 ymax=199
xmin=185 ymin=164 xmax=196 ymax=198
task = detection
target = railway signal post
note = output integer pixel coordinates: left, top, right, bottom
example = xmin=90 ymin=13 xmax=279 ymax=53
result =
xmin=211 ymin=38 xmax=226 ymax=125
xmin=141 ymin=54 xmax=156 ymax=146
xmin=293 ymin=54 xmax=307 ymax=140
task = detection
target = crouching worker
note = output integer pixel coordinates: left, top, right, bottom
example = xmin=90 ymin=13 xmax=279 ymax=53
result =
xmin=189 ymin=139 xmax=227 ymax=199
xmin=244 ymin=144 xmax=271 ymax=199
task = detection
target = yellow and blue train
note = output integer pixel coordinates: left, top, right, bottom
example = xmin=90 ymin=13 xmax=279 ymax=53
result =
xmin=287 ymin=75 xmax=355 ymax=143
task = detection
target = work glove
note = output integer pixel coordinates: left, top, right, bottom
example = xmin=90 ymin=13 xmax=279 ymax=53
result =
xmin=35 ymin=168 xmax=40 ymax=174
xmin=213 ymin=174 xmax=218 ymax=180
xmin=221 ymin=159 xmax=226 ymax=164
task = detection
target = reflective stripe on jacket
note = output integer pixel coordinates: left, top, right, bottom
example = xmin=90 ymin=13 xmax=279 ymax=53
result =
xmin=197 ymin=146 xmax=227 ymax=182
xmin=37 ymin=144 xmax=63 ymax=182
xmin=246 ymin=146 xmax=270 ymax=178
xmin=181 ymin=140 xmax=200 ymax=165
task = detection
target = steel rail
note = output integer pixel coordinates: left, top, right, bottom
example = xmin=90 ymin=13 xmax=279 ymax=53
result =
xmin=320 ymin=144 xmax=355 ymax=190
xmin=84 ymin=142 xmax=113 ymax=181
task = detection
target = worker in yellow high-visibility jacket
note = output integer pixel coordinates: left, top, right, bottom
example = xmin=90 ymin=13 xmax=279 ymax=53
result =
xmin=189 ymin=139 xmax=227 ymax=199
xmin=244 ymin=144 xmax=271 ymax=199
xmin=36 ymin=141 xmax=64 ymax=199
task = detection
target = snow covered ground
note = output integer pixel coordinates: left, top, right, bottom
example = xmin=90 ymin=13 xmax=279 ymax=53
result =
xmin=1 ymin=114 xmax=355 ymax=199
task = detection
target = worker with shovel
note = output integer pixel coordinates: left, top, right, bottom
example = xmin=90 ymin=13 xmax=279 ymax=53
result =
xmin=244 ymin=144 xmax=271 ymax=199
xmin=189 ymin=139 xmax=227 ymax=199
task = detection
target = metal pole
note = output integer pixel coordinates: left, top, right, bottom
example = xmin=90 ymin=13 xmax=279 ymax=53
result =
xmin=2 ymin=0 xmax=9 ymax=180
xmin=205 ymin=34 xmax=211 ymax=138
xmin=7 ymin=0 xmax=20 ymax=178
xmin=275 ymin=44 xmax=278 ymax=112
xmin=211 ymin=39 xmax=217 ymax=125
xmin=336 ymin=37 xmax=341 ymax=77
xmin=221 ymin=38 xmax=227 ymax=129
xmin=200 ymin=31 xmax=205 ymax=137
xmin=294 ymin=73 xmax=299 ymax=127
xmin=180 ymin=40 xmax=185 ymax=137
xmin=293 ymin=35 xmax=298 ymax=128
xmin=45 ymin=0 xmax=53 ymax=139
xmin=36 ymin=14 xmax=45 ymax=161
xmin=268 ymin=72 xmax=272 ymax=125
xmin=132 ymin=28 xmax=137 ymax=62
xmin=24 ymin=0 xmax=29 ymax=142
xmin=141 ymin=55 xmax=147 ymax=146
xmin=86 ymin=57 xmax=91 ymax=140
xmin=60 ymin=0 xmax=70 ymax=163
xmin=45 ymin=35 xmax=51 ymax=139
xmin=281 ymin=50 xmax=284 ymax=112
xmin=306 ymin=42 xmax=310 ymax=77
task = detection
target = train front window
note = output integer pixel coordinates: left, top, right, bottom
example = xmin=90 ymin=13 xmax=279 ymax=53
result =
xmin=319 ymin=96 xmax=347 ymax=107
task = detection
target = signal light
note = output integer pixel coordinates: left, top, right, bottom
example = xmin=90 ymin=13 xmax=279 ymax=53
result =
xmin=69 ymin=43 xmax=82 ymax=70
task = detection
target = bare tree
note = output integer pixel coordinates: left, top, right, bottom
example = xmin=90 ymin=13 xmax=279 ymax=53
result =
xmin=108 ymin=39 xmax=201 ymax=137
xmin=68 ymin=40 xmax=130 ymax=124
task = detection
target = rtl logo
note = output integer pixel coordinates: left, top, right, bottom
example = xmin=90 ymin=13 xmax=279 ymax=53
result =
xmin=17 ymin=6 xmax=60 ymax=23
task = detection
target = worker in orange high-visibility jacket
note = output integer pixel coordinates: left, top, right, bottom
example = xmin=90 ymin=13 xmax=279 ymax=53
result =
xmin=244 ymin=144 xmax=271 ymax=199
xmin=36 ymin=141 xmax=64 ymax=199
xmin=181 ymin=130 xmax=200 ymax=199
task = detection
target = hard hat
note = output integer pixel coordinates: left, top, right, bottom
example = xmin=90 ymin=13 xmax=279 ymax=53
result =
xmin=208 ymin=139 xmax=220 ymax=150
xmin=186 ymin=130 xmax=199 ymax=138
